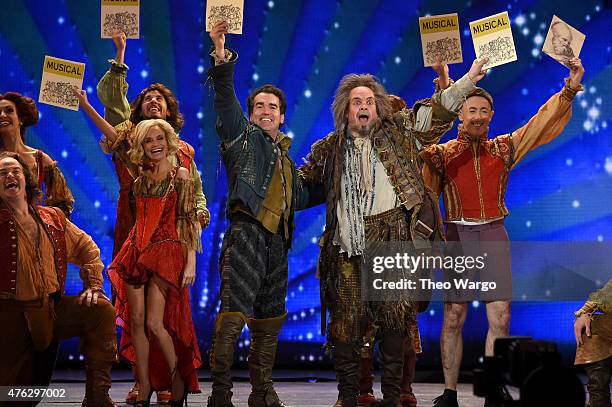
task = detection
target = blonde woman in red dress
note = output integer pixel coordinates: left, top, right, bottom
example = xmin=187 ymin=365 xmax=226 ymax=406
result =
xmin=76 ymin=89 xmax=202 ymax=407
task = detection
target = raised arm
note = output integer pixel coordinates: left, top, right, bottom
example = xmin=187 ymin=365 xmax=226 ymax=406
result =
xmin=510 ymin=58 xmax=585 ymax=167
xmin=411 ymin=59 xmax=488 ymax=147
xmin=96 ymin=30 xmax=131 ymax=126
xmin=75 ymin=89 xmax=119 ymax=143
xmin=207 ymin=21 xmax=248 ymax=143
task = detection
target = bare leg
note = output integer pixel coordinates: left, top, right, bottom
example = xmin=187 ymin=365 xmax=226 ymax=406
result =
xmin=485 ymin=301 xmax=510 ymax=356
xmin=146 ymin=277 xmax=184 ymax=399
xmin=126 ymin=283 xmax=150 ymax=401
xmin=441 ymin=302 xmax=468 ymax=390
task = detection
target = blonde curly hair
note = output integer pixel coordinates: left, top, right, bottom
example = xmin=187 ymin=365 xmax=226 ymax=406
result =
xmin=128 ymin=119 xmax=179 ymax=166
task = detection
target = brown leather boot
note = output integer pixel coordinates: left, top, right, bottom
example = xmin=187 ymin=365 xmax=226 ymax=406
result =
xmin=208 ymin=312 xmax=246 ymax=407
xmin=247 ymin=313 xmax=290 ymax=407
xmin=379 ymin=330 xmax=406 ymax=407
xmin=584 ymin=357 xmax=612 ymax=407
xmin=333 ymin=340 xmax=361 ymax=407
xmin=81 ymin=360 xmax=117 ymax=407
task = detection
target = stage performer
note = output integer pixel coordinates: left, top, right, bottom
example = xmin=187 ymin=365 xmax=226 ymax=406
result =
xmin=298 ymin=55 xmax=488 ymax=406
xmin=0 ymin=92 xmax=74 ymax=216
xmin=207 ymin=21 xmax=321 ymax=407
xmin=574 ymin=279 xmax=612 ymax=407
xmin=421 ymin=57 xmax=585 ymax=407
xmin=357 ymin=90 xmax=451 ymax=407
xmin=0 ymin=152 xmax=117 ymax=407
xmin=78 ymin=89 xmax=203 ymax=407
xmin=95 ymin=30 xmax=209 ymax=404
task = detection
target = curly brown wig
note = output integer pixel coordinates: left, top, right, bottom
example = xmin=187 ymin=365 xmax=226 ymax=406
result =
xmin=0 ymin=151 xmax=42 ymax=205
xmin=130 ymin=83 xmax=185 ymax=133
xmin=0 ymin=92 xmax=39 ymax=140
xmin=387 ymin=94 xmax=407 ymax=114
xmin=332 ymin=74 xmax=391 ymax=131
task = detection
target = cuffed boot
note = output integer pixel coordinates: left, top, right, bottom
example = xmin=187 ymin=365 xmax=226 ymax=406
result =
xmin=81 ymin=360 xmax=117 ymax=407
xmin=247 ymin=313 xmax=290 ymax=407
xmin=333 ymin=340 xmax=361 ymax=407
xmin=208 ymin=312 xmax=246 ymax=407
xmin=379 ymin=330 xmax=405 ymax=407
xmin=584 ymin=357 xmax=612 ymax=407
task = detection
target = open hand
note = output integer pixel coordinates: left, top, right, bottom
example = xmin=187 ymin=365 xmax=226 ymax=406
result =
xmin=181 ymin=263 xmax=196 ymax=288
xmin=78 ymin=288 xmax=105 ymax=307
xmin=574 ymin=313 xmax=591 ymax=346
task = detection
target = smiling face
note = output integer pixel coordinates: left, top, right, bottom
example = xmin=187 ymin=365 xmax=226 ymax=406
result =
xmin=0 ymin=157 xmax=27 ymax=202
xmin=0 ymin=100 xmax=20 ymax=135
xmin=140 ymin=90 xmax=169 ymax=120
xmin=346 ymin=86 xmax=378 ymax=135
xmin=459 ymin=96 xmax=494 ymax=138
xmin=249 ymin=92 xmax=284 ymax=139
xmin=142 ymin=125 xmax=168 ymax=162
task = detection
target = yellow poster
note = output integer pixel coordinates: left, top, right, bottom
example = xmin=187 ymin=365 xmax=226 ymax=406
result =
xmin=419 ymin=13 xmax=463 ymax=67
xmin=469 ymin=11 xmax=517 ymax=69
xmin=38 ymin=56 xmax=85 ymax=111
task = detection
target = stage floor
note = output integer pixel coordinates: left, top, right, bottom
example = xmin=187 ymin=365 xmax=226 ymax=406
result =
xmin=36 ymin=370 xmax=518 ymax=407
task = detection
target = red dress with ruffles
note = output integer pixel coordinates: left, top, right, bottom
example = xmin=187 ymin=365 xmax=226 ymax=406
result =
xmin=108 ymin=175 xmax=201 ymax=393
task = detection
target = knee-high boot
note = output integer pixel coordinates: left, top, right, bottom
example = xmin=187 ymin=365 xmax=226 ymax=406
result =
xmin=247 ymin=312 xmax=290 ymax=407
xmin=379 ymin=330 xmax=405 ymax=407
xmin=208 ymin=312 xmax=246 ymax=407
xmin=585 ymin=357 xmax=612 ymax=407
xmin=332 ymin=340 xmax=361 ymax=407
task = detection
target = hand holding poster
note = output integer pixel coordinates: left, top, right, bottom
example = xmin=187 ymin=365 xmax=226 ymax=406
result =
xmin=205 ymin=0 xmax=244 ymax=34
xmin=419 ymin=13 xmax=463 ymax=67
xmin=101 ymin=0 xmax=140 ymax=39
xmin=542 ymin=15 xmax=585 ymax=68
xmin=469 ymin=11 xmax=517 ymax=69
xmin=38 ymin=56 xmax=85 ymax=111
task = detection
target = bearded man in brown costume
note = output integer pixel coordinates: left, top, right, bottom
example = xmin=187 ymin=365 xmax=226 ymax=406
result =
xmin=298 ymin=59 xmax=489 ymax=407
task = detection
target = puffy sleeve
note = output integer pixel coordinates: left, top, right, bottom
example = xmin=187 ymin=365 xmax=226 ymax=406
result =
xmin=100 ymin=120 xmax=139 ymax=177
xmin=96 ymin=59 xmax=131 ymax=127
xmin=43 ymin=163 xmax=75 ymax=216
xmin=65 ymin=220 xmax=105 ymax=291
xmin=175 ymin=178 xmax=202 ymax=253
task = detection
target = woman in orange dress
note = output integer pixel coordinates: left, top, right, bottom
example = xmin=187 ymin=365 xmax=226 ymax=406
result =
xmin=77 ymin=89 xmax=202 ymax=406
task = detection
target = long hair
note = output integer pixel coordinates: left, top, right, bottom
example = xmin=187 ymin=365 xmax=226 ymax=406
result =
xmin=0 ymin=151 xmax=42 ymax=205
xmin=331 ymin=74 xmax=391 ymax=131
xmin=0 ymin=92 xmax=39 ymax=141
xmin=130 ymin=83 xmax=184 ymax=133
xmin=127 ymin=119 xmax=179 ymax=167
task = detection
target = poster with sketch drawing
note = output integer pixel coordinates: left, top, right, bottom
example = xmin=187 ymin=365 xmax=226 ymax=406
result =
xmin=101 ymin=0 xmax=140 ymax=39
xmin=419 ymin=13 xmax=463 ymax=67
xmin=206 ymin=0 xmax=244 ymax=34
xmin=38 ymin=56 xmax=85 ymax=111
xmin=469 ymin=11 xmax=517 ymax=69
xmin=542 ymin=16 xmax=585 ymax=67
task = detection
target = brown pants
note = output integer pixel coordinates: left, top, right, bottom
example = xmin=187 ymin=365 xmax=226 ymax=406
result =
xmin=0 ymin=296 xmax=117 ymax=388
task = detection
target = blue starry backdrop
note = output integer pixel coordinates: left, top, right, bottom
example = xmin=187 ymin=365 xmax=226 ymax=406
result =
xmin=0 ymin=0 xmax=610 ymax=367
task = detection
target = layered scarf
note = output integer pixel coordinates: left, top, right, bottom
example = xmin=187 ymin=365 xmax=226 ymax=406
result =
xmin=335 ymin=131 xmax=376 ymax=257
